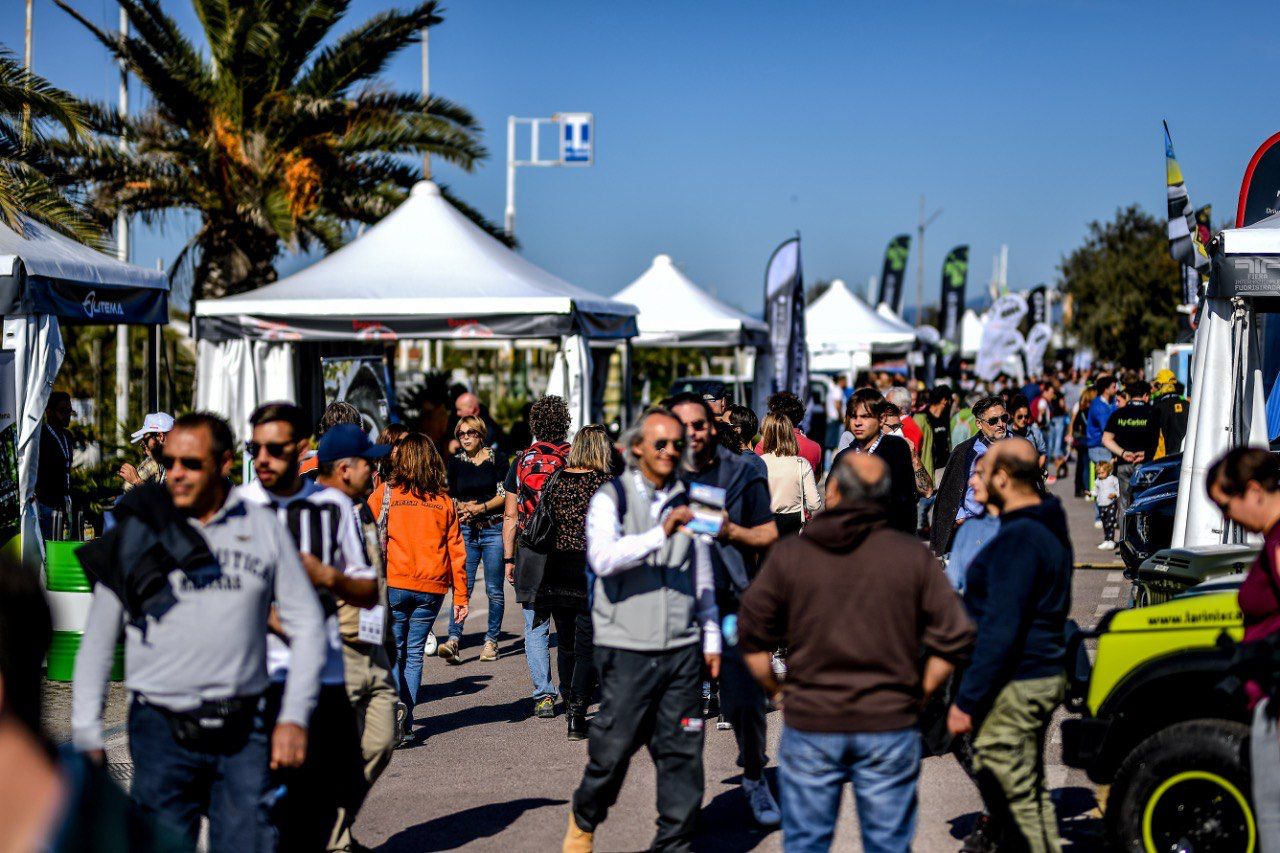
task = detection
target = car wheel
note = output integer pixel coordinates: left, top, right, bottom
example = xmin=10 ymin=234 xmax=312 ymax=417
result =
xmin=1107 ymin=719 xmax=1255 ymax=852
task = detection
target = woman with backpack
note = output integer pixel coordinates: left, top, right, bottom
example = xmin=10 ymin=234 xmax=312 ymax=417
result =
xmin=759 ymin=413 xmax=821 ymax=536
xmin=368 ymin=433 xmax=468 ymax=746
xmin=529 ymin=424 xmax=615 ymax=739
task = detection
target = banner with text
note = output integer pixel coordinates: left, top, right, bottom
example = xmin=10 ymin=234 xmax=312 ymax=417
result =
xmin=760 ymin=237 xmax=807 ymax=417
xmin=877 ymin=234 xmax=911 ymax=315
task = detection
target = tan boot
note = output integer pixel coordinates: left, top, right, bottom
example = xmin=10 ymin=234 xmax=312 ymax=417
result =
xmin=562 ymin=812 xmax=593 ymax=853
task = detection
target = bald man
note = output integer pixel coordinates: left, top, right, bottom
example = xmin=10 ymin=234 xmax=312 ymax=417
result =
xmin=448 ymin=392 xmax=506 ymax=453
xmin=947 ymin=437 xmax=1072 ymax=853
xmin=737 ymin=449 xmax=973 ymax=852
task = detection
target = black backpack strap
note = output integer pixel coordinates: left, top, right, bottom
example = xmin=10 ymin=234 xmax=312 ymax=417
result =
xmin=608 ymin=477 xmax=627 ymax=525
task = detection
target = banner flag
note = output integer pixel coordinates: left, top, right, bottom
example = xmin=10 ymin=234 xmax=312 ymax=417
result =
xmin=760 ymin=236 xmax=807 ymax=415
xmin=1028 ymin=285 xmax=1048 ymax=327
xmin=877 ymin=234 xmax=911 ymax=314
xmin=938 ymin=246 xmax=969 ymax=346
xmin=976 ymin=292 xmax=1029 ymax=381
xmin=1164 ymin=122 xmax=1210 ymax=284
xmin=1023 ymin=322 xmax=1053 ymax=373
xmin=1195 ymin=205 xmax=1213 ymax=247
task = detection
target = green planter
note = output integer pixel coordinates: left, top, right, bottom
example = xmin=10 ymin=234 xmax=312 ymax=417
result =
xmin=45 ymin=541 xmax=90 ymax=593
xmin=46 ymin=631 xmax=124 ymax=683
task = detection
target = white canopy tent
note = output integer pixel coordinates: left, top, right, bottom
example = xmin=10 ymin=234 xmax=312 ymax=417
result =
xmin=960 ymin=309 xmax=984 ymax=357
xmin=806 ymin=279 xmax=916 ymax=374
xmin=1172 ymin=214 xmax=1278 ymax=548
xmin=194 ymin=181 xmax=638 ymax=436
xmin=615 ymin=254 xmax=767 ymax=348
xmin=0 ymin=217 xmax=168 ymax=567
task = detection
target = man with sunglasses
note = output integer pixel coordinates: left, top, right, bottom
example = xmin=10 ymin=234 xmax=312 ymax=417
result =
xmin=240 ymin=402 xmax=380 ymax=851
xmin=930 ymin=396 xmax=1010 ymax=555
xmin=564 ymin=408 xmax=720 ymax=853
xmin=669 ymin=392 xmax=782 ymax=829
xmin=72 ymin=412 xmax=326 ymax=851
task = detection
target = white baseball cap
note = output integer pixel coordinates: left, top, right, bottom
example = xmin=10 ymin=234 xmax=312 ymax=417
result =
xmin=130 ymin=412 xmax=175 ymax=443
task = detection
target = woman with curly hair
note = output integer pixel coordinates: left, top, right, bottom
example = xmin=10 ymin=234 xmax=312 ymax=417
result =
xmin=368 ymin=433 xmax=468 ymax=745
xmin=502 ymin=395 xmax=573 ymax=718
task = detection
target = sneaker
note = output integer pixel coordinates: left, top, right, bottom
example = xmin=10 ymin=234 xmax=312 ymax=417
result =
xmin=423 ymin=633 xmax=438 ymax=656
xmin=960 ymin=813 xmax=1000 ymax=853
xmin=716 ymin=715 xmax=733 ymax=731
xmin=1093 ymin=519 xmax=1104 ymax=529
xmin=1045 ymin=475 xmax=1057 ymax=485
xmin=742 ymin=776 xmax=782 ymax=827
xmin=438 ymin=637 xmax=461 ymax=664
xmin=535 ymin=696 xmax=556 ymax=718
xmin=1099 ymin=540 xmax=1116 ymax=551
xmin=479 ymin=639 xmax=499 ymax=662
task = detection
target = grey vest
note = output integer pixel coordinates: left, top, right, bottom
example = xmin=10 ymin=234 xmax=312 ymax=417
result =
xmin=591 ymin=472 xmax=700 ymax=652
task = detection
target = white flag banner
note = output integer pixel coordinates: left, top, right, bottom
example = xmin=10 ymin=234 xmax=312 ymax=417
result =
xmin=1023 ymin=322 xmax=1053 ymax=373
xmin=976 ymin=325 xmax=1026 ymax=381
xmin=989 ymin=292 xmax=1028 ymax=328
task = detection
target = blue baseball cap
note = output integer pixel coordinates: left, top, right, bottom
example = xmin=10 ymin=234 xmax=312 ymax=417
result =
xmin=317 ymin=423 xmax=391 ymax=464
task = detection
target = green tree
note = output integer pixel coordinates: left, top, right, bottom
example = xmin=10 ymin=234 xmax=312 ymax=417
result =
xmin=0 ymin=50 xmax=100 ymax=244
xmin=54 ymin=0 xmax=498 ymax=302
xmin=1059 ymin=204 xmax=1182 ymax=368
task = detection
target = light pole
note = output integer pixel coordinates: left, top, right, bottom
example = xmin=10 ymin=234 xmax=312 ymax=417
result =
xmin=504 ymin=113 xmax=593 ymax=240
xmin=115 ymin=6 xmax=130 ymax=446
xmin=915 ymin=195 xmax=942 ymax=326
xmin=421 ymin=26 xmax=430 ymax=180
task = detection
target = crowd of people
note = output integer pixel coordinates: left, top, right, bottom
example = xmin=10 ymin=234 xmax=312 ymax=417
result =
xmin=8 ymin=361 xmax=1199 ymax=852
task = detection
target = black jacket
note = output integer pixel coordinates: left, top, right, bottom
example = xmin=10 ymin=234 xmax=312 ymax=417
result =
xmin=77 ymin=483 xmax=215 ymax=627
xmin=830 ymin=434 xmax=917 ymax=535
xmin=930 ymin=435 xmax=983 ymax=555
xmin=955 ymin=497 xmax=1073 ymax=718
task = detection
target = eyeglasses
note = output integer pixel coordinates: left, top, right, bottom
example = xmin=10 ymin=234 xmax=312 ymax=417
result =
xmin=245 ymin=440 xmax=295 ymax=459
xmin=159 ymin=454 xmax=207 ymax=472
xmin=456 ymin=429 xmax=481 ymax=439
xmin=982 ymin=414 xmax=1011 ymax=426
xmin=685 ymin=420 xmax=708 ymax=432
xmin=653 ymin=438 xmax=686 ymax=454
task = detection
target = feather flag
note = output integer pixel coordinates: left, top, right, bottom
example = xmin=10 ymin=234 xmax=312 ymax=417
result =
xmin=1164 ymin=122 xmax=1210 ymax=287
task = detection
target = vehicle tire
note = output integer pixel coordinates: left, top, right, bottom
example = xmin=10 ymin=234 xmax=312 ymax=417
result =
xmin=1107 ymin=719 xmax=1255 ymax=852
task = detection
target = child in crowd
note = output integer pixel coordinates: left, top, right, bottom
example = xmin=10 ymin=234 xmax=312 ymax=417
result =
xmin=1095 ymin=459 xmax=1120 ymax=550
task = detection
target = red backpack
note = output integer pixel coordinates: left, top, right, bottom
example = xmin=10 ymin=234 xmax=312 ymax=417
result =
xmin=514 ymin=441 xmax=569 ymax=526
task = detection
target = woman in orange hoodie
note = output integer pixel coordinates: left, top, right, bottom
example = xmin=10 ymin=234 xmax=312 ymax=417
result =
xmin=369 ymin=433 xmax=468 ymax=744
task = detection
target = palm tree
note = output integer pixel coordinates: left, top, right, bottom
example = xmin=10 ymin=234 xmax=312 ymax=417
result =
xmin=54 ymin=0 xmax=496 ymax=303
xmin=0 ymin=49 xmax=101 ymax=245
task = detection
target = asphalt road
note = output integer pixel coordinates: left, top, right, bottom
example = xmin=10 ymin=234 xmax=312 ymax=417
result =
xmin=349 ymin=477 xmax=1120 ymax=852
xmin=46 ymin=476 xmax=1123 ymax=851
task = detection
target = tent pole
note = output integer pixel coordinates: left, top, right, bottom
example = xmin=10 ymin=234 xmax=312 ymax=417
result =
xmin=621 ymin=339 xmax=633 ymax=429
xmin=733 ymin=346 xmax=744 ymax=404
xmin=147 ymin=325 xmax=160 ymax=410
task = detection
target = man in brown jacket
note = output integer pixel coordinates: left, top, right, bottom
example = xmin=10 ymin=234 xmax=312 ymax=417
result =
xmin=738 ymin=453 xmax=974 ymax=852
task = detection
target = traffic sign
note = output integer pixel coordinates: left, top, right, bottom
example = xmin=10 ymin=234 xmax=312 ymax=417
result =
xmin=558 ymin=113 xmax=593 ymax=166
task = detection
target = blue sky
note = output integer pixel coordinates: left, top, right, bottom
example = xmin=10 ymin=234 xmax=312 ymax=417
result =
xmin=6 ymin=0 xmax=1279 ymax=316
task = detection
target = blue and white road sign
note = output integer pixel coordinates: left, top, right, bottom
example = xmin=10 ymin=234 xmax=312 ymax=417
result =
xmin=558 ymin=112 xmax=593 ymax=166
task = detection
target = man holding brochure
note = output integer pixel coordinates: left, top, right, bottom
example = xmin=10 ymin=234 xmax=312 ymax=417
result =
xmin=563 ymin=407 xmax=721 ymax=853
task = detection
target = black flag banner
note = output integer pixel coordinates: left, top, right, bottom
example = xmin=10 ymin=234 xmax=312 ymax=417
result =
xmin=757 ymin=237 xmax=807 ymax=416
xmin=877 ymin=234 xmax=911 ymax=314
xmin=938 ymin=245 xmax=969 ymax=346
xmin=1028 ymin=285 xmax=1048 ymax=327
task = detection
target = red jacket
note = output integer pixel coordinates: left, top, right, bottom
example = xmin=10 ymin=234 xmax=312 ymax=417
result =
xmin=756 ymin=428 xmax=824 ymax=478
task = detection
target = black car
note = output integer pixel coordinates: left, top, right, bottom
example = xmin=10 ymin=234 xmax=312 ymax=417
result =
xmin=1118 ymin=479 xmax=1178 ymax=574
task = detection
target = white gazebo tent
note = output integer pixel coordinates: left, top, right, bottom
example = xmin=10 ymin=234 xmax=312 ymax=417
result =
xmin=0 ymin=217 xmax=169 ymax=566
xmin=193 ymin=181 xmax=638 ymax=436
xmin=960 ymin=309 xmax=984 ymax=357
xmin=806 ymin=279 xmax=916 ymax=375
xmin=614 ymin=254 xmax=767 ymax=402
xmin=1171 ymin=213 xmax=1276 ymax=549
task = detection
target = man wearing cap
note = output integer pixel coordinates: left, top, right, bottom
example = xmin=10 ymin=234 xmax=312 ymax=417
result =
xmin=314 ymin=423 xmax=397 ymax=852
xmin=120 ymin=412 xmax=174 ymax=492
xmin=1151 ymin=369 xmax=1189 ymax=458
xmin=704 ymin=381 xmax=732 ymax=426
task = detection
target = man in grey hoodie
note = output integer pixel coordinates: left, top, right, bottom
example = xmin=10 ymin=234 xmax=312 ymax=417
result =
xmin=73 ymin=413 xmax=326 ymax=851
xmin=563 ymin=408 xmax=721 ymax=853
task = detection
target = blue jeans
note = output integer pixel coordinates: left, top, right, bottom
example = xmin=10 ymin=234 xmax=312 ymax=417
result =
xmin=389 ymin=587 xmax=445 ymax=725
xmin=778 ymin=725 xmax=921 ymax=853
xmin=127 ymin=696 xmax=274 ymax=851
xmin=449 ymin=524 xmax=505 ymax=643
xmin=1048 ymin=415 xmax=1068 ymax=460
xmin=523 ymin=605 xmax=557 ymax=700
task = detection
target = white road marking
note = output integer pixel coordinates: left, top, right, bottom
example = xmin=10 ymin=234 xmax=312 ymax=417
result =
xmin=1095 ymin=604 xmax=1113 ymax=617
xmin=1106 ymin=572 xmax=1125 ymax=583
xmin=1101 ymin=586 xmax=1120 ymax=599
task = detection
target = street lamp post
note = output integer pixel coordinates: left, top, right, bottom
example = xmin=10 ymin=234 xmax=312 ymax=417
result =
xmin=504 ymin=113 xmax=593 ymax=240
xmin=915 ymin=195 xmax=942 ymax=326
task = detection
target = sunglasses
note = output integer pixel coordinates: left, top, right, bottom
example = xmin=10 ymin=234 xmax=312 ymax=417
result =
xmin=685 ymin=419 xmax=708 ymax=432
xmin=653 ymin=438 xmax=686 ymax=454
xmin=159 ymin=454 xmax=207 ymax=472
xmin=245 ymin=440 xmax=295 ymax=459
xmin=982 ymin=414 xmax=1011 ymax=426
xmin=456 ymin=429 xmax=481 ymax=439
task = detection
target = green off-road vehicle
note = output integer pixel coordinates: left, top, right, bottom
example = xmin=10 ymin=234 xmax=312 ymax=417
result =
xmin=1061 ymin=584 xmax=1255 ymax=852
